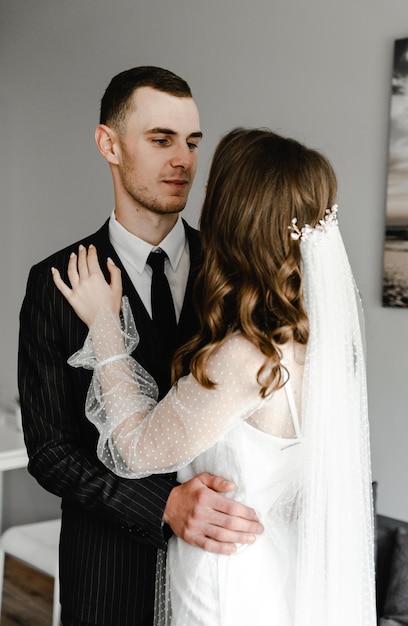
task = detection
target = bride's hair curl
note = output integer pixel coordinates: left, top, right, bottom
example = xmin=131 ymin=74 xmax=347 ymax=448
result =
xmin=173 ymin=128 xmax=337 ymax=396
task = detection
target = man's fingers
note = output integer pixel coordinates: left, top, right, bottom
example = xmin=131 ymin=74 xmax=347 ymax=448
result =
xmin=196 ymin=504 xmax=263 ymax=539
xmin=210 ymin=507 xmax=263 ymax=533
xmin=190 ymin=534 xmax=238 ymax=556
xmin=197 ymin=471 xmax=235 ymax=493
xmin=164 ymin=476 xmax=264 ymax=556
xmin=214 ymin=497 xmax=262 ymax=527
xmin=195 ymin=472 xmax=261 ymax=524
xmin=182 ymin=517 xmax=260 ymax=555
xmin=200 ymin=529 xmax=256 ymax=552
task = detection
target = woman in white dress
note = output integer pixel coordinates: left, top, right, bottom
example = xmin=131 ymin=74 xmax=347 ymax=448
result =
xmin=52 ymin=128 xmax=376 ymax=625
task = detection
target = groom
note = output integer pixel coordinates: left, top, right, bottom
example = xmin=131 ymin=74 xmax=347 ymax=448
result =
xmin=18 ymin=66 xmax=262 ymax=626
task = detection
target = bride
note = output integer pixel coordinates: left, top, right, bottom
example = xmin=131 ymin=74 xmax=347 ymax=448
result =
xmin=52 ymin=128 xmax=376 ymax=625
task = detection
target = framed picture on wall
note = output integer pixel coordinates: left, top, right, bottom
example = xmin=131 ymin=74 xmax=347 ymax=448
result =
xmin=383 ymin=37 xmax=408 ymax=307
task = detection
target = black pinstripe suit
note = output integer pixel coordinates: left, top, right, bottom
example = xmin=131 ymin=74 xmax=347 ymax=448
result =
xmin=18 ymin=218 xmax=201 ymax=625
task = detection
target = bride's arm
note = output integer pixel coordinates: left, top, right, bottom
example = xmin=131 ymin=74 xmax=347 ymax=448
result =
xmin=71 ymin=303 xmax=264 ymax=478
xmin=52 ymin=245 xmax=265 ymax=479
xmin=101 ymin=324 xmax=264 ymax=476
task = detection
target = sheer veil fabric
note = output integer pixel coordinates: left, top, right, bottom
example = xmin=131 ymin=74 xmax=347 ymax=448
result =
xmin=68 ymin=207 xmax=376 ymax=625
xmin=294 ymin=211 xmax=376 ymax=624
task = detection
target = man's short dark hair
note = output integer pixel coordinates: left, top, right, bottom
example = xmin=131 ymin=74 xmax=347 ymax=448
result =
xmin=99 ymin=66 xmax=193 ymax=132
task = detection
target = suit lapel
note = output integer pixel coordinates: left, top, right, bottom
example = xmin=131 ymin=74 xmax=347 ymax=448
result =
xmin=178 ymin=220 xmax=201 ymax=345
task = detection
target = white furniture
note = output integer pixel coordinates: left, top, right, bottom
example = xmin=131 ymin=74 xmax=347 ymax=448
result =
xmin=0 ymin=414 xmax=28 ymax=534
xmin=0 ymin=413 xmax=60 ymax=624
xmin=0 ymin=518 xmax=61 ymax=626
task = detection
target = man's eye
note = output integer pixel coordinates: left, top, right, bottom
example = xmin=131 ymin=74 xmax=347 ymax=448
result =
xmin=188 ymin=142 xmax=199 ymax=150
xmin=153 ymin=138 xmax=169 ymax=145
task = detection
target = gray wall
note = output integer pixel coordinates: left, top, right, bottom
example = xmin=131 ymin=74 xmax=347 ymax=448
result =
xmin=1 ymin=0 xmax=407 ymax=527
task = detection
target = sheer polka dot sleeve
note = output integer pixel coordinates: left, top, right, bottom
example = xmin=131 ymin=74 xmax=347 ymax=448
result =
xmin=68 ymin=297 xmax=265 ymax=478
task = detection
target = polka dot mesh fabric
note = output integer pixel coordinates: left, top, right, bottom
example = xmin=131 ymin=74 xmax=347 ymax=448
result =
xmin=68 ymin=299 xmax=304 ymax=479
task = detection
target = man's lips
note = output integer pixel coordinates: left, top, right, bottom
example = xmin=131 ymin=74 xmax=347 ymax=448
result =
xmin=163 ymin=178 xmax=189 ymax=185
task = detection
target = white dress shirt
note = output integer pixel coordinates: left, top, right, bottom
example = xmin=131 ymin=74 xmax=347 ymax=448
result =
xmin=108 ymin=210 xmax=190 ymax=321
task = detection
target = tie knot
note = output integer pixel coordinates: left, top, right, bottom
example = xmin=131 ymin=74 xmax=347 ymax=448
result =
xmin=147 ymin=249 xmax=167 ymax=274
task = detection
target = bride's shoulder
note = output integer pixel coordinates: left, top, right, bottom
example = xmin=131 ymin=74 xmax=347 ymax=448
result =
xmin=213 ymin=333 xmax=306 ymax=370
xmin=205 ymin=333 xmax=265 ymax=386
xmin=216 ymin=332 xmax=265 ymax=367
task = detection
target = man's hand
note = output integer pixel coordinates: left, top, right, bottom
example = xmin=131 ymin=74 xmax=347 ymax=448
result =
xmin=163 ymin=472 xmax=264 ymax=555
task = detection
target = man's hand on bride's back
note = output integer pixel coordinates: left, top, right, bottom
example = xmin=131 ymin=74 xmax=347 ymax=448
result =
xmin=52 ymin=244 xmax=122 ymax=328
xmin=163 ymin=472 xmax=264 ymax=555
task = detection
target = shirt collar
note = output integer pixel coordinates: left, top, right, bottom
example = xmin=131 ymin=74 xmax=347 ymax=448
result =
xmin=109 ymin=210 xmax=186 ymax=274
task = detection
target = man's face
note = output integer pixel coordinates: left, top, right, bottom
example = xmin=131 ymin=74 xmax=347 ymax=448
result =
xmin=115 ymin=87 xmax=202 ymax=216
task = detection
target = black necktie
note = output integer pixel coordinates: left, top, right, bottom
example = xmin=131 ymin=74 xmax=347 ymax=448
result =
xmin=147 ymin=249 xmax=177 ymax=350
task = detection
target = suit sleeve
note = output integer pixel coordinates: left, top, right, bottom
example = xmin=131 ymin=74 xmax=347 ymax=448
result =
xmin=18 ymin=260 xmax=175 ymax=549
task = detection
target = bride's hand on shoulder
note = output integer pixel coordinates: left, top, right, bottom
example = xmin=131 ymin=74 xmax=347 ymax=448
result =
xmin=51 ymin=244 xmax=122 ymax=328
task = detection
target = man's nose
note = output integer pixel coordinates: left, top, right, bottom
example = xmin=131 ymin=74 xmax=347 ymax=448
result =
xmin=169 ymin=143 xmax=194 ymax=169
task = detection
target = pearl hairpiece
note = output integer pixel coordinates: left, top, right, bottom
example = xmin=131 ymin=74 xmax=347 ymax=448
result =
xmin=289 ymin=204 xmax=338 ymax=241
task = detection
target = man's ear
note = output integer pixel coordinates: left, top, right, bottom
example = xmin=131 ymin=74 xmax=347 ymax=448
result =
xmin=95 ymin=124 xmax=120 ymax=164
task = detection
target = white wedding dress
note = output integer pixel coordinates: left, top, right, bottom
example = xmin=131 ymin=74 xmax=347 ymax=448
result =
xmin=163 ymin=404 xmax=302 ymax=626
xmin=70 ymin=313 xmax=305 ymax=626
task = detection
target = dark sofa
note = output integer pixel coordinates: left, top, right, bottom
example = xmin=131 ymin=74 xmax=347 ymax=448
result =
xmin=375 ymin=492 xmax=408 ymax=625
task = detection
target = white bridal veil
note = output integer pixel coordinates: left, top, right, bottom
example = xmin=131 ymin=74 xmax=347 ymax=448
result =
xmin=292 ymin=206 xmax=376 ymax=625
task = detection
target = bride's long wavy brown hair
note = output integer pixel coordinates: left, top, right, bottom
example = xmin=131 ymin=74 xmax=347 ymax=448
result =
xmin=173 ymin=128 xmax=338 ymax=396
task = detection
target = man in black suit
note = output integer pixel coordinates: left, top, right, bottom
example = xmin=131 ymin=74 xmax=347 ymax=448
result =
xmin=18 ymin=66 xmax=262 ymax=626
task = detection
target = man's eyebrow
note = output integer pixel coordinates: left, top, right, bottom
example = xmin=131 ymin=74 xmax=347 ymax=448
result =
xmin=147 ymin=127 xmax=203 ymax=139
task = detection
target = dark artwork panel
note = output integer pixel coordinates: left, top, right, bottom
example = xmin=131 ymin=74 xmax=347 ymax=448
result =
xmin=383 ymin=37 xmax=408 ymax=307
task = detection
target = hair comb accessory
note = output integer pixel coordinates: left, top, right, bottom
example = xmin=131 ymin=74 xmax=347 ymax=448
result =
xmin=289 ymin=204 xmax=338 ymax=241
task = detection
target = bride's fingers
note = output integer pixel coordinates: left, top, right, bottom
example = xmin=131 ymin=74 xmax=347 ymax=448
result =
xmin=77 ymin=244 xmax=89 ymax=278
xmin=67 ymin=252 xmax=80 ymax=288
xmin=87 ymin=244 xmax=104 ymax=276
xmin=51 ymin=267 xmax=73 ymax=300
